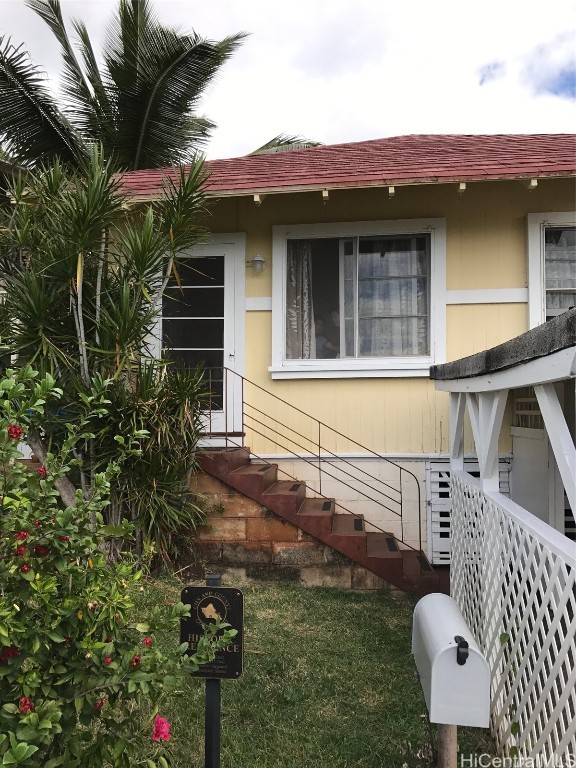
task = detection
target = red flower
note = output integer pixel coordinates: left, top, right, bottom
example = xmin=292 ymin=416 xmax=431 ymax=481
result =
xmin=18 ymin=697 xmax=34 ymax=714
xmin=103 ymin=656 xmax=112 ymax=665
xmin=7 ymin=425 xmax=24 ymax=441
xmin=59 ymin=535 xmax=69 ymax=543
xmin=14 ymin=545 xmax=27 ymax=556
xmin=152 ymin=715 xmax=171 ymax=742
xmin=94 ymin=697 xmax=107 ymax=710
xmin=36 ymin=466 xmax=48 ymax=477
xmin=20 ymin=564 xmax=31 ymax=573
xmin=130 ymin=654 xmax=141 ymax=667
xmin=33 ymin=544 xmax=50 ymax=557
xmin=15 ymin=531 xmax=29 ymax=541
xmin=0 ymin=647 xmax=20 ymax=662
xmin=143 ymin=636 xmax=153 ymax=647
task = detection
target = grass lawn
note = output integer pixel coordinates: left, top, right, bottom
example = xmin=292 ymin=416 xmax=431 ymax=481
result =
xmin=134 ymin=576 xmax=495 ymax=768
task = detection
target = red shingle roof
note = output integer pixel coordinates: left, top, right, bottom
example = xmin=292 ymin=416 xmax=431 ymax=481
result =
xmin=119 ymin=134 xmax=576 ymax=201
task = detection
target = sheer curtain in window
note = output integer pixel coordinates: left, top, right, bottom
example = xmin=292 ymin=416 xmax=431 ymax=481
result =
xmin=286 ymin=240 xmax=315 ymax=359
xmin=354 ymin=237 xmax=429 ymax=357
xmin=545 ymin=227 xmax=576 ymax=319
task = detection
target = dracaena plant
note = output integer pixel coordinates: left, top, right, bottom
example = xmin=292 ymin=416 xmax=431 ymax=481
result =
xmin=0 ymin=146 xmax=211 ymax=560
xmin=0 ymin=366 xmax=237 ymax=768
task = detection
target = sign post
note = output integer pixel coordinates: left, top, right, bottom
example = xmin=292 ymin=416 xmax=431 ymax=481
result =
xmin=180 ymin=575 xmax=244 ymax=768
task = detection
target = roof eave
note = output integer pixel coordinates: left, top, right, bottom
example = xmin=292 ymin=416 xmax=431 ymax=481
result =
xmin=123 ymin=170 xmax=576 ymax=204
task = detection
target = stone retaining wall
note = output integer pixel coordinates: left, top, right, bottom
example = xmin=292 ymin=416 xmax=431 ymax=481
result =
xmin=184 ymin=472 xmax=384 ymax=591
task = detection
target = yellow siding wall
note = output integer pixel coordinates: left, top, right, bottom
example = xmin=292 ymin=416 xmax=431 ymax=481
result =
xmin=205 ymin=178 xmax=575 ymax=456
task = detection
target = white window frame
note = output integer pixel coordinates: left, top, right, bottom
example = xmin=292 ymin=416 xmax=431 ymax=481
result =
xmin=527 ymin=211 xmax=576 ymax=328
xmin=270 ymin=218 xmax=446 ymax=379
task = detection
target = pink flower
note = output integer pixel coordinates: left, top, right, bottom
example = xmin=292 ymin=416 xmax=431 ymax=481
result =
xmin=143 ymin=636 xmax=153 ymax=647
xmin=15 ymin=531 xmax=29 ymax=541
xmin=152 ymin=715 xmax=171 ymax=742
xmin=19 ymin=697 xmax=34 ymax=714
xmin=94 ymin=697 xmax=107 ymax=710
xmin=20 ymin=564 xmax=31 ymax=573
xmin=7 ymin=425 xmax=24 ymax=441
xmin=130 ymin=654 xmax=141 ymax=667
xmin=59 ymin=535 xmax=69 ymax=543
xmin=36 ymin=466 xmax=48 ymax=477
xmin=33 ymin=544 xmax=50 ymax=556
xmin=33 ymin=520 xmax=41 ymax=528
xmin=103 ymin=656 xmax=112 ymax=665
xmin=15 ymin=545 xmax=27 ymax=556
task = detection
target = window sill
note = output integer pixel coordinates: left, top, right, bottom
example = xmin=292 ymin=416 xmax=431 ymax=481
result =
xmin=268 ymin=359 xmax=433 ymax=379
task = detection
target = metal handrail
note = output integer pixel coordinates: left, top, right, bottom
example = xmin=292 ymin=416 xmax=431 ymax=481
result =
xmin=202 ymin=367 xmax=424 ymax=554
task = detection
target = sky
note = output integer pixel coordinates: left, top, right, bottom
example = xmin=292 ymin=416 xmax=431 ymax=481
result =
xmin=0 ymin=0 xmax=575 ymax=160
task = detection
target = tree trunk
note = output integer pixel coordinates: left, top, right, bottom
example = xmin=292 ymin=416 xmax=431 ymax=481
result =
xmin=27 ymin=431 xmax=78 ymax=509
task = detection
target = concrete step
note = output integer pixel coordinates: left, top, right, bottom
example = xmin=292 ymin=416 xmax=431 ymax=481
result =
xmin=332 ymin=514 xmax=365 ymax=535
xmin=366 ymin=532 xmax=403 ymax=559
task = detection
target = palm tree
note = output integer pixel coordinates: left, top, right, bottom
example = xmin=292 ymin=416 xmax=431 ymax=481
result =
xmin=0 ymin=0 xmax=245 ymax=169
xmin=250 ymin=134 xmax=322 ymax=155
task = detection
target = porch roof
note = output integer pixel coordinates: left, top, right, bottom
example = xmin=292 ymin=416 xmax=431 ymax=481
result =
xmin=119 ymin=133 xmax=576 ymax=201
xmin=430 ymin=309 xmax=576 ymax=382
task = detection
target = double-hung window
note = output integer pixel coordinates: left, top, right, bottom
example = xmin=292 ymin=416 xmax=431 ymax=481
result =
xmin=528 ymin=212 xmax=576 ymax=327
xmin=270 ymin=218 xmax=446 ymax=379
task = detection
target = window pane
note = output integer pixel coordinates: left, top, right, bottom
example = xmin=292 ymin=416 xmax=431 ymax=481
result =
xmin=164 ymin=350 xmax=224 ymax=407
xmin=163 ymin=319 xmax=224 ymax=348
xmin=358 ymin=277 xmax=428 ymax=316
xmin=168 ymin=257 xmax=224 ymax=287
xmin=358 ymin=236 xmax=428 ymax=277
xmin=358 ymin=317 xmax=428 ymax=356
xmin=286 ymin=238 xmax=340 ymax=359
xmin=163 ymin=287 xmax=224 ymax=317
xmin=545 ymin=227 xmax=576 ymax=317
xmin=284 ymin=232 xmax=431 ymax=362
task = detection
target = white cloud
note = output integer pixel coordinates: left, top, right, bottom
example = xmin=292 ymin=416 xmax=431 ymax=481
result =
xmin=1 ymin=0 xmax=575 ymax=158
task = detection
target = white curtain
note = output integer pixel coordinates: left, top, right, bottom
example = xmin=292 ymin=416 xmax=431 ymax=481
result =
xmin=355 ymin=240 xmax=429 ymax=357
xmin=545 ymin=227 xmax=576 ymax=316
xmin=286 ymin=240 xmax=315 ymax=359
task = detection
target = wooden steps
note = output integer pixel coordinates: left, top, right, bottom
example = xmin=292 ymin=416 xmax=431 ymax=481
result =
xmin=197 ymin=448 xmax=446 ymax=596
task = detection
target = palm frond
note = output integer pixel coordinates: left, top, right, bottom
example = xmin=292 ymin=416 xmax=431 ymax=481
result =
xmin=25 ymin=1 xmax=98 ymax=129
xmin=250 ymin=134 xmax=323 ymax=155
xmin=0 ymin=36 xmax=85 ymax=166
xmin=103 ymin=0 xmax=247 ymax=168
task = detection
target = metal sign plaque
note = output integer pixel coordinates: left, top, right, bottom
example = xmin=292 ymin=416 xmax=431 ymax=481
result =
xmin=180 ymin=586 xmax=244 ymax=679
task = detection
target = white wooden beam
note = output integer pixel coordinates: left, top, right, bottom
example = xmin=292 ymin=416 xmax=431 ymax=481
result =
xmin=449 ymin=392 xmax=466 ymax=471
xmin=534 ymin=384 xmax=576 ymax=514
xmin=478 ymin=390 xmax=508 ymax=488
xmin=434 ymin=347 xmax=576 ymax=393
xmin=465 ymin=391 xmax=508 ymax=489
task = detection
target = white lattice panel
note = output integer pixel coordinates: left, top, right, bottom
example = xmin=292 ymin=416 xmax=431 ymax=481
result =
xmin=426 ymin=460 xmax=510 ymax=565
xmin=451 ymin=471 xmax=576 ymax=762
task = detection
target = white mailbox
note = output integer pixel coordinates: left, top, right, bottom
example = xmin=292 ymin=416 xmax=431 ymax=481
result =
xmin=412 ymin=593 xmax=491 ymax=728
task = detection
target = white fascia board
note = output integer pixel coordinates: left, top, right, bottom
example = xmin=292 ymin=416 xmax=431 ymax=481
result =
xmin=433 ymin=346 xmax=576 ymax=393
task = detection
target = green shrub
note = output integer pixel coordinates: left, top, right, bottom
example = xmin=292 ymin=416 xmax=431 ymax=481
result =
xmin=0 ymin=367 xmax=235 ymax=767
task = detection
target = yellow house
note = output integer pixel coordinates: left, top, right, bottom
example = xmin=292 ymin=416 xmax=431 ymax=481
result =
xmin=121 ymin=134 xmax=576 ymax=593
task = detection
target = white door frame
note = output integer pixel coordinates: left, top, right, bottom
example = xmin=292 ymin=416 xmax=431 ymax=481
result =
xmin=154 ymin=233 xmax=246 ymax=438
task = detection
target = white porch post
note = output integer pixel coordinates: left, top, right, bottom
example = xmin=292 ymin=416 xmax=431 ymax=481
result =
xmin=465 ymin=390 xmax=508 ymax=492
xmin=449 ymin=392 xmax=466 ymax=472
xmin=534 ymin=383 xmax=576 ymax=514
